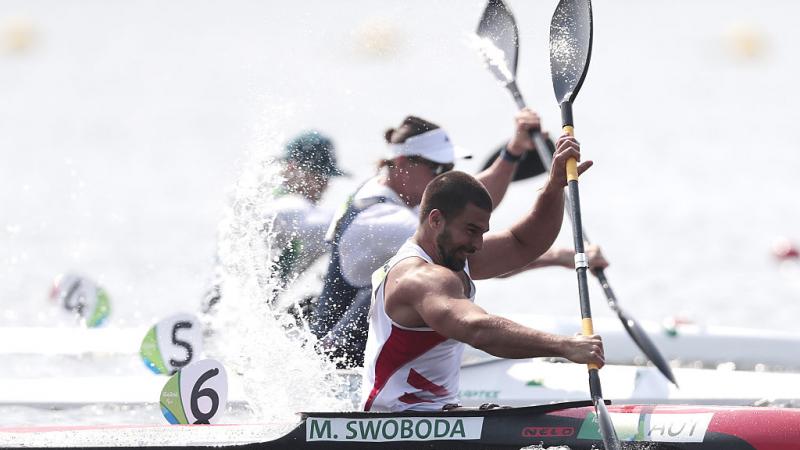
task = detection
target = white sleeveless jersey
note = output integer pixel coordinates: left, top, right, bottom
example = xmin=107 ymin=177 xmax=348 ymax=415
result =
xmin=361 ymin=240 xmax=476 ymax=412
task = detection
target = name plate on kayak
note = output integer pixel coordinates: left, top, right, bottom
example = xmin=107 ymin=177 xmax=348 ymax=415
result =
xmin=305 ymin=417 xmax=484 ymax=442
xmin=577 ymin=412 xmax=714 ymax=443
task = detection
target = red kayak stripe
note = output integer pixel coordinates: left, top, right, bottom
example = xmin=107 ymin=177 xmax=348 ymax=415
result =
xmin=707 ymin=408 xmax=800 ymax=450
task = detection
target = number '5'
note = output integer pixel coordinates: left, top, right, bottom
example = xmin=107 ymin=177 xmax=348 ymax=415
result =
xmin=169 ymin=321 xmax=194 ymax=370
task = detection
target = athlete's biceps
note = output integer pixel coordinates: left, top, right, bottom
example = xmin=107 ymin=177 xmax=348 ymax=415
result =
xmin=470 ymin=233 xmax=527 ymax=279
xmin=418 ymin=298 xmax=478 ymax=340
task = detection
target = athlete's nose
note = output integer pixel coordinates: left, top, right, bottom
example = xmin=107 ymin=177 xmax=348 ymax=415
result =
xmin=471 ymin=235 xmax=483 ymax=252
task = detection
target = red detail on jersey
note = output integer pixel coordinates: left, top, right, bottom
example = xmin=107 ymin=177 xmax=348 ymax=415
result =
xmin=398 ymin=392 xmax=433 ymax=404
xmin=363 ymin=326 xmax=446 ymax=411
xmin=407 ymin=368 xmax=449 ymax=397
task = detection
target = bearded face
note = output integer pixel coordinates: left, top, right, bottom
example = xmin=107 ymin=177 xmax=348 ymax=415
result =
xmin=435 ymin=225 xmax=476 ymax=272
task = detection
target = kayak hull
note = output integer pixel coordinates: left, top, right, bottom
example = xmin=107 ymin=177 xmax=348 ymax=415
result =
xmin=3 ymin=401 xmax=799 ymax=450
xmin=275 ymin=402 xmax=800 ymax=450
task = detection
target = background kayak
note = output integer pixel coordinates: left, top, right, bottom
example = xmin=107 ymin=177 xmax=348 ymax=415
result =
xmin=3 ymin=361 xmax=799 ymax=409
xmin=5 ymin=314 xmax=799 ymax=371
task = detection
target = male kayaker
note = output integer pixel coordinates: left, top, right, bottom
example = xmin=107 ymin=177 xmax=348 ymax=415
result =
xmin=311 ymin=110 xmax=540 ymax=367
xmin=362 ymin=137 xmax=604 ymax=412
xmin=202 ymin=130 xmax=347 ymax=314
xmin=311 ymin=110 xmax=607 ymax=368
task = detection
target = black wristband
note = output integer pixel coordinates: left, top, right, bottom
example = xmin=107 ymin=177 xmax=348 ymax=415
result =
xmin=500 ymin=147 xmax=522 ymax=163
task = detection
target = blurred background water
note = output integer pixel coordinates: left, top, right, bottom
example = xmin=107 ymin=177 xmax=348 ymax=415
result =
xmin=1 ymin=0 xmax=799 ymax=434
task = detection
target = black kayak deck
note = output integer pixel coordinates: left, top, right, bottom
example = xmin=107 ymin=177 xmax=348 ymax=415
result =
xmin=7 ymin=400 xmax=799 ymax=449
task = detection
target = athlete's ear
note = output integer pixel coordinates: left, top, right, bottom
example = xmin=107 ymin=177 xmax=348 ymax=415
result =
xmin=428 ymin=209 xmax=445 ymax=231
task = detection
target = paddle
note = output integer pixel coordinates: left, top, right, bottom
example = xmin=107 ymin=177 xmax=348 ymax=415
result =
xmin=550 ymin=1 xmax=620 ymax=449
xmin=475 ymin=0 xmax=553 ymax=181
xmin=592 ymin=261 xmax=678 ymax=387
xmin=476 ymin=0 xmax=677 ymax=387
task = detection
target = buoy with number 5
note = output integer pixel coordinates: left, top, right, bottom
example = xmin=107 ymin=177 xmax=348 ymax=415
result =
xmin=140 ymin=313 xmax=203 ymax=375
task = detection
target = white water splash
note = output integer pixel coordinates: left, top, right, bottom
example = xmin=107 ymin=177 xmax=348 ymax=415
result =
xmin=204 ymin=104 xmax=353 ymax=423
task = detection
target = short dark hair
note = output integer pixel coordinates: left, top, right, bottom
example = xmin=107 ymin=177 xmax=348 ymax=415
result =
xmin=283 ymin=130 xmax=346 ymax=177
xmin=384 ymin=116 xmax=440 ymax=144
xmin=419 ymin=171 xmax=493 ymax=223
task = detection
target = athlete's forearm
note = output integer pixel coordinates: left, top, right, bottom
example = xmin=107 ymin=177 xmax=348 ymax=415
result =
xmin=495 ymin=247 xmax=571 ymax=278
xmin=464 ymin=314 xmax=568 ymax=359
xmin=526 ymin=247 xmax=573 ymax=269
xmin=474 ymin=156 xmax=517 ymax=210
xmin=507 ymin=183 xmax=565 ymax=262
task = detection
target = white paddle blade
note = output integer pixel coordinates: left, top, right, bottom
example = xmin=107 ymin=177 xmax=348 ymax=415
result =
xmin=160 ymin=358 xmax=228 ymax=425
xmin=140 ymin=313 xmax=203 ymax=375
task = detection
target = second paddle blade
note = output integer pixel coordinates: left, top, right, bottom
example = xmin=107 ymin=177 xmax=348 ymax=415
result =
xmin=476 ymin=0 xmax=519 ymax=82
xmin=550 ymin=0 xmax=593 ymax=104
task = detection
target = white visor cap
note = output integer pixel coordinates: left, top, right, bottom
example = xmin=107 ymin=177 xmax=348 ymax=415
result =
xmin=385 ymin=128 xmax=472 ymax=164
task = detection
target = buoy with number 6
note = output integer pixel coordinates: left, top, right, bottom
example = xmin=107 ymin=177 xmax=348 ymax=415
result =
xmin=160 ymin=358 xmax=228 ymax=425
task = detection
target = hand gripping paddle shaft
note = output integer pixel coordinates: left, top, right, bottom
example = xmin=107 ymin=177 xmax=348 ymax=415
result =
xmin=550 ymin=0 xmax=620 ymax=448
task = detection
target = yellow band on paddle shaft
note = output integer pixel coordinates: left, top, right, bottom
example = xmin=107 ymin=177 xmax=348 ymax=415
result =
xmin=582 ymin=318 xmax=599 ymax=370
xmin=567 ymin=158 xmax=578 ymax=182
xmin=582 ymin=318 xmax=594 ymax=335
xmin=563 ymin=126 xmax=578 ymax=182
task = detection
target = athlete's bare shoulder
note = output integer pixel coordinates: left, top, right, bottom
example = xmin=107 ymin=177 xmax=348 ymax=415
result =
xmin=386 ymin=258 xmax=465 ymax=307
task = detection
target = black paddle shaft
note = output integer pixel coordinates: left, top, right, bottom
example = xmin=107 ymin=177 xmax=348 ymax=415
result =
xmin=504 ymin=60 xmax=557 ymax=175
xmin=566 ymin=165 xmax=595 ymax=350
xmin=550 ymin=0 xmax=621 ymax=448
